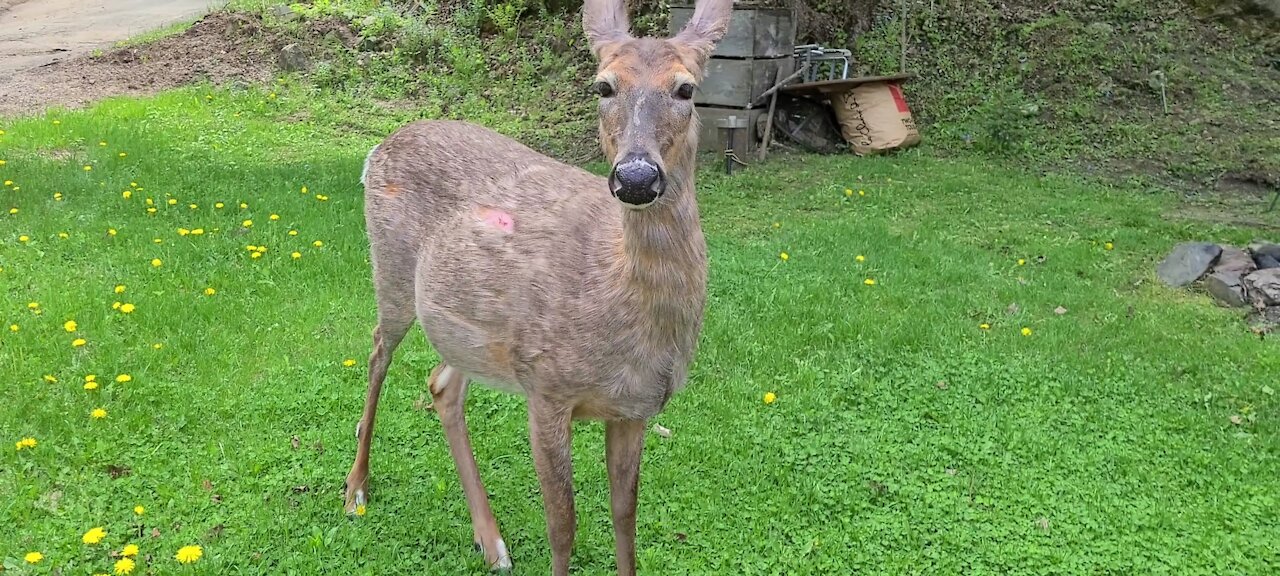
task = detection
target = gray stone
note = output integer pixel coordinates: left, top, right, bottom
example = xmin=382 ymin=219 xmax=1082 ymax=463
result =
xmin=1214 ymin=246 xmax=1257 ymax=275
xmin=271 ymin=5 xmax=300 ymax=23
xmin=1254 ymin=252 xmax=1280 ymax=270
xmin=276 ymin=43 xmax=310 ymax=73
xmin=1244 ymin=269 xmax=1280 ymax=306
xmin=1157 ymin=242 xmax=1222 ymax=287
xmin=1206 ymin=272 xmax=1248 ymax=308
xmin=1249 ymin=243 xmax=1280 ymax=269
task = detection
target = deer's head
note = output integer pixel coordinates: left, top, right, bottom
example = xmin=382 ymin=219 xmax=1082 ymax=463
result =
xmin=583 ymin=0 xmax=733 ymax=209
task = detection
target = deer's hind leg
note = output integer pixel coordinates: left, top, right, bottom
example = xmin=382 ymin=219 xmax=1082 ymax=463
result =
xmin=344 ymin=252 xmax=416 ymax=515
xmin=430 ymin=364 xmax=512 ymax=571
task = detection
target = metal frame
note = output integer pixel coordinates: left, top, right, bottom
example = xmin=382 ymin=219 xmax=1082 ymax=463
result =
xmin=793 ymin=43 xmax=851 ymax=83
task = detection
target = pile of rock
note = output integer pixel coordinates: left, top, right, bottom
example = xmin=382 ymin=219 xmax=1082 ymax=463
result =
xmin=1157 ymin=241 xmax=1280 ymax=325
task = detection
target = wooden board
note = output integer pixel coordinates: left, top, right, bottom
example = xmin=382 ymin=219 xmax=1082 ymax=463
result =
xmin=694 ymin=106 xmax=764 ymax=153
xmin=697 ymin=57 xmax=793 ymax=108
xmin=669 ymin=6 xmax=795 ymax=58
xmin=779 ymin=73 xmax=917 ymax=97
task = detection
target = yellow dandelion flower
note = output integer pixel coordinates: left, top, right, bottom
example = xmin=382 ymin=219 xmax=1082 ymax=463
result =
xmin=16 ymin=437 xmax=37 ymax=450
xmin=85 ymin=380 xmax=99 ymax=390
xmin=1104 ymin=242 xmax=1114 ymax=251
xmin=178 ymin=228 xmax=190 ymax=236
xmin=855 ymin=255 xmax=866 ymax=262
xmin=255 ymin=245 xmax=267 ymax=253
xmin=54 ymin=191 xmax=64 ymax=200
xmin=1021 ymin=327 xmax=1033 ymax=336
xmin=343 ymin=359 xmax=357 ymax=367
xmin=250 ymin=252 xmax=262 ymax=259
xmin=121 ymin=544 xmax=139 ymax=557
xmin=116 ymin=374 xmax=132 ymax=383
xmin=239 ymin=202 xmax=248 ymax=209
xmin=86 ymin=374 xmax=97 ymax=382
xmin=19 ymin=235 xmax=30 ymax=242
xmin=844 ymin=188 xmax=853 ymax=197
xmin=2 ymin=180 xmax=10 ymax=186
xmin=72 ymin=338 xmax=87 ymax=347
xmin=130 ymin=182 xmax=138 ymax=187
xmin=27 ymin=301 xmax=39 ymax=309
xmin=108 ymin=228 xmax=117 ymax=236
xmin=204 ymin=287 xmax=216 ymax=296
xmin=864 ymin=278 xmax=876 ymax=286
xmin=291 ymin=252 xmax=301 ymax=259
xmin=763 ymin=392 xmax=777 ymax=404
xmin=175 ymin=545 xmax=203 ymax=564
xmin=189 ymin=204 xmax=197 ymax=210
xmin=1017 ymin=258 xmax=1026 ymax=266
xmin=167 ymin=198 xmax=177 ymax=205
xmin=120 ymin=303 xmax=135 ymax=314
xmin=146 ymin=207 xmax=157 ymax=214
xmin=355 ymin=504 xmax=366 ymax=516
xmin=242 ymin=219 xmax=254 ymax=228
xmin=192 ymin=228 xmax=204 ymax=235
xmin=313 ymin=240 xmax=323 ymax=247
xmin=53 ymin=119 xmax=61 ymax=125
xmin=858 ymin=189 xmax=866 ymax=196
xmin=150 ymin=259 xmax=162 ymax=268
xmin=288 ymin=230 xmax=298 ymax=236
xmin=8 ymin=207 xmax=16 ymax=215
xmin=82 ymin=526 xmax=107 ymax=544
xmin=301 ymin=186 xmax=308 ymax=194
xmin=64 ymin=320 xmax=78 ymax=332
xmin=152 ymin=343 xmax=163 ymax=350
xmin=44 ymin=374 xmax=58 ymax=383
xmin=25 ymin=551 xmax=43 ymax=563
xmin=113 ymin=302 xmax=121 ymax=310
xmin=122 ymin=190 xmax=132 ymax=199
xmin=270 ymin=214 xmax=280 ymax=221
xmin=134 ymin=505 xmax=145 ymax=515
xmin=114 ymin=557 xmax=135 ymax=574
xmin=145 ymin=198 xmax=154 ymax=206
xmin=84 ymin=165 xmax=93 ymax=171
xmin=317 ymin=195 xmax=329 ymax=201
xmin=59 ymin=232 xmax=69 ymax=239
xmin=779 ymin=252 xmax=789 ymax=261
xmin=980 ymin=323 xmax=991 ymax=330
xmin=8 ymin=324 xmax=18 ymax=332
xmin=92 ymin=408 xmax=107 ymax=419
xmin=115 ymin=284 xmax=126 ymax=294
xmin=119 ymin=152 xmax=127 ymax=158
xmin=214 ymin=202 xmax=225 ymax=209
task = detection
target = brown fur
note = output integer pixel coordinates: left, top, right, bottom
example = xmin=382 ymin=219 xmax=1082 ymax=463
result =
xmin=342 ymin=1 xmax=734 ymax=574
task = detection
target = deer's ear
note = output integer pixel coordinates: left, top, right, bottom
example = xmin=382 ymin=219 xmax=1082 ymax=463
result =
xmin=583 ymin=0 xmax=632 ymax=58
xmin=672 ymin=0 xmax=734 ymax=61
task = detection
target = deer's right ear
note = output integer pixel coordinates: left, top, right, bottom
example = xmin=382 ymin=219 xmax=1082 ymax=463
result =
xmin=672 ymin=0 xmax=734 ymax=62
xmin=582 ymin=0 xmax=632 ymax=58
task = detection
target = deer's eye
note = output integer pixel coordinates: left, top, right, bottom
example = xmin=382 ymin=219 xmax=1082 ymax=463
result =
xmin=675 ymin=83 xmax=695 ymax=100
xmin=593 ymin=81 xmax=615 ymax=98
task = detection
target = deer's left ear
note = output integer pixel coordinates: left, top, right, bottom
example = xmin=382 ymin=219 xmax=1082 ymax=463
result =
xmin=671 ymin=0 xmax=734 ymax=62
xmin=583 ymin=0 xmax=633 ymax=58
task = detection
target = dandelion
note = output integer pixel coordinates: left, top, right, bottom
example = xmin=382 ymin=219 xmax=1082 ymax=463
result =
xmin=27 ymin=301 xmax=39 ymax=309
xmin=18 ymin=235 xmax=29 ymax=242
xmin=119 ymin=152 xmax=127 ymax=158
xmin=844 ymin=188 xmax=853 ymax=197
xmin=116 ymin=374 xmax=132 ymax=383
xmin=779 ymin=251 xmax=789 ymax=261
xmin=1104 ymin=242 xmax=1114 ymax=251
xmin=214 ymin=202 xmax=225 ymax=209
xmin=145 ymin=198 xmax=154 ymax=206
xmin=134 ymin=505 xmax=145 ymax=515
xmin=115 ymin=284 xmax=126 ymax=294
xmin=864 ymin=278 xmax=876 ymax=286
xmin=150 ymin=259 xmax=162 ymax=268
xmin=858 ymin=190 xmax=866 ymax=196
xmin=8 ymin=324 xmax=17 ymax=332
xmin=291 ymin=251 xmax=301 ymax=259
xmin=2 ymin=180 xmax=10 ymax=186
xmin=120 ymin=303 xmax=135 ymax=314
xmin=25 ymin=551 xmax=43 ymax=563
xmin=123 ymin=190 xmax=132 ymax=199
xmin=855 ymin=255 xmax=866 ymax=263
xmin=980 ymin=323 xmax=991 ymax=330
xmin=270 ymin=214 xmax=280 ymax=220
xmin=1017 ymin=258 xmax=1026 ymax=266
xmin=146 ymin=208 xmax=156 ymax=214
xmin=53 ymin=119 xmax=61 ymax=125
xmin=250 ymin=252 xmax=262 ymax=259
xmin=288 ymin=230 xmax=298 ymax=236
xmin=59 ymin=232 xmax=69 ymax=238
xmin=121 ymin=544 xmax=139 ymax=557
xmin=72 ymin=338 xmax=87 ymax=347
xmin=100 ymin=141 xmax=108 ymax=146
xmin=64 ymin=320 xmax=78 ymax=332
xmin=343 ymin=359 xmax=357 ymax=367
xmin=152 ymin=343 xmax=163 ymax=350
xmin=114 ymin=557 xmax=135 ymax=574
xmin=86 ymin=374 xmax=97 ymax=383
xmin=16 ymin=437 xmax=37 ymax=450
xmin=167 ymin=198 xmax=177 ymax=206
xmin=192 ymin=228 xmax=204 ymax=235
xmin=301 ymin=186 xmax=308 ymax=194
xmin=85 ymin=380 xmax=99 ymax=390
xmin=313 ymin=240 xmax=323 ymax=247
xmin=242 ymin=219 xmax=253 ymax=228
xmin=8 ymin=207 xmax=16 ymax=215
xmin=55 ymin=192 xmax=63 ymax=201
xmin=356 ymin=504 xmax=367 ymax=516
xmin=316 ymin=195 xmax=329 ymax=201
xmin=92 ymin=408 xmax=107 ymax=419
xmin=1021 ymin=327 xmax=1033 ymax=336
xmin=84 ymin=165 xmax=93 ymax=171
xmin=189 ymin=204 xmax=197 ymax=210
xmin=82 ymin=526 xmax=107 ymax=544
xmin=204 ymin=287 xmax=216 ymax=296
xmin=108 ymin=228 xmax=117 ymax=236
xmin=44 ymin=374 xmax=58 ymax=383
xmin=178 ymin=228 xmax=190 ymax=236
xmin=763 ymin=392 xmax=776 ymax=404
xmin=175 ymin=545 xmax=203 ymax=564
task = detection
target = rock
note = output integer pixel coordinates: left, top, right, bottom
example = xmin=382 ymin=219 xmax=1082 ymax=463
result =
xmin=1206 ymin=272 xmax=1248 ymax=308
xmin=1250 ymin=242 xmax=1280 ymax=260
xmin=1213 ymin=246 xmax=1257 ymax=275
xmin=1244 ymin=269 xmax=1280 ymax=306
xmin=1156 ymin=242 xmax=1222 ymax=287
xmin=276 ymin=43 xmax=310 ymax=73
xmin=271 ymin=5 xmax=300 ymax=23
xmin=1085 ymin=22 xmax=1114 ymax=36
xmin=1254 ymin=252 xmax=1280 ymax=270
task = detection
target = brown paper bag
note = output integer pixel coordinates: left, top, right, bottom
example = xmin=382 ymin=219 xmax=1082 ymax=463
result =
xmin=830 ymin=81 xmax=921 ymax=155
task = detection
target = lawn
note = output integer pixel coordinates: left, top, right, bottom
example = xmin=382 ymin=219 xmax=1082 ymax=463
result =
xmin=2 ymin=86 xmax=1277 ymax=575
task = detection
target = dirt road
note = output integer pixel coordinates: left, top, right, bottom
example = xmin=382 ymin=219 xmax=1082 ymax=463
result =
xmin=0 ymin=0 xmax=225 ymax=76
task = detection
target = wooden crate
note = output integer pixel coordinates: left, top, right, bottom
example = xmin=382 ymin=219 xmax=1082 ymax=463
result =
xmin=669 ymin=5 xmax=795 ymax=59
xmin=694 ymin=106 xmax=764 ymax=153
xmin=696 ymin=57 xmax=793 ymax=108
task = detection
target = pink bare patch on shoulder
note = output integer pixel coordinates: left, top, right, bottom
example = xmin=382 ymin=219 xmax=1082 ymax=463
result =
xmin=477 ymin=207 xmax=515 ymax=234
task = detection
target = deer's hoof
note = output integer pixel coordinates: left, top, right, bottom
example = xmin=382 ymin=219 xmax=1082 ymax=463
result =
xmin=476 ymin=538 xmax=512 ymax=571
xmin=342 ymin=474 xmax=368 ymax=516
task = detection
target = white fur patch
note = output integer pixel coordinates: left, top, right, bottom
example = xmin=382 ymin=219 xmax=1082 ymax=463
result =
xmin=360 ymin=144 xmax=380 ymax=186
xmin=431 ymin=365 xmax=459 ymax=394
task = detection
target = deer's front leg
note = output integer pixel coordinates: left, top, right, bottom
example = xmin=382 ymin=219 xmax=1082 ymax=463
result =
xmin=527 ymin=398 xmax=576 ymax=576
xmin=606 ymin=419 xmax=646 ymax=576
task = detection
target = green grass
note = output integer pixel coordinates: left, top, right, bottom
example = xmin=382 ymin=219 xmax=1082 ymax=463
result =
xmin=2 ymin=86 xmax=1277 ymax=575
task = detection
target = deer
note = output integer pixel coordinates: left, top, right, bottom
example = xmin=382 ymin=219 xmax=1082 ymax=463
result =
xmin=341 ymin=0 xmax=734 ymax=573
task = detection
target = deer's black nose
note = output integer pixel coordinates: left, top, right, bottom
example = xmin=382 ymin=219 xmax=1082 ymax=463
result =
xmin=609 ymin=155 xmax=664 ymax=207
